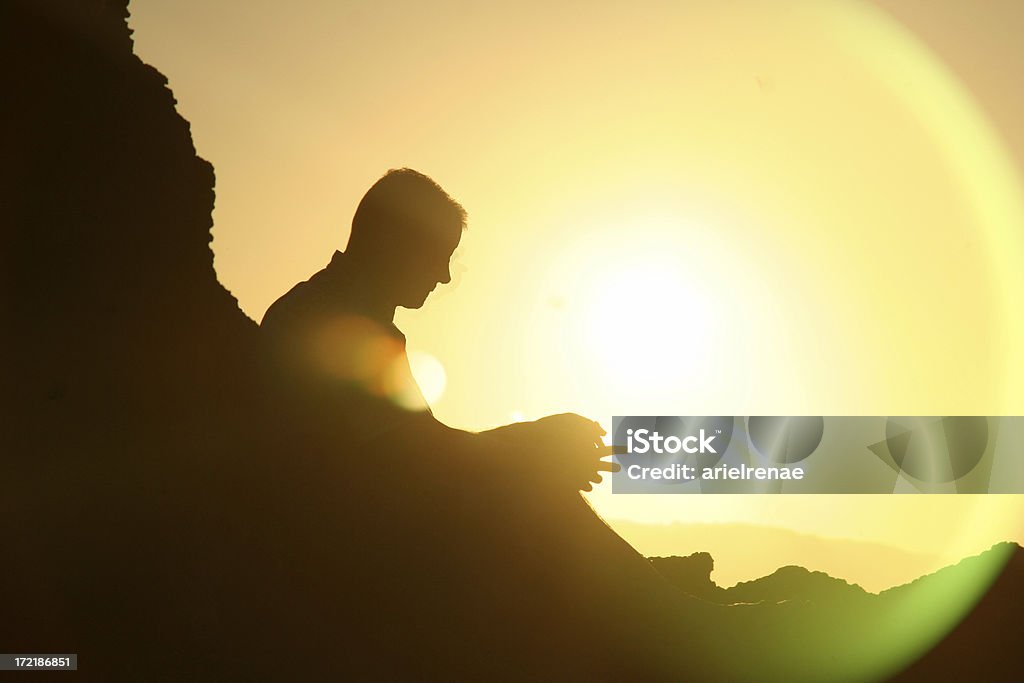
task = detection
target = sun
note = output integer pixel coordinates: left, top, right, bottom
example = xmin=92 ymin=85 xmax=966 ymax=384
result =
xmin=583 ymin=263 xmax=711 ymax=396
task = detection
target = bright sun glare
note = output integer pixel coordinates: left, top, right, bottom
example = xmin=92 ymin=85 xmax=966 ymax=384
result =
xmin=537 ymin=210 xmax=744 ymax=412
xmin=585 ymin=264 xmax=712 ymax=393
xmin=408 ymin=350 xmax=448 ymax=406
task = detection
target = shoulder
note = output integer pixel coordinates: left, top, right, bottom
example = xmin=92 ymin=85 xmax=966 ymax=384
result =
xmin=260 ymin=282 xmax=316 ymax=343
xmin=261 ymin=259 xmax=343 ymax=334
xmin=261 ymin=278 xmax=311 ymax=331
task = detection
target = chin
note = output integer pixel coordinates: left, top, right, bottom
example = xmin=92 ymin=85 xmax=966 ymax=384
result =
xmin=400 ymin=292 xmax=431 ymax=309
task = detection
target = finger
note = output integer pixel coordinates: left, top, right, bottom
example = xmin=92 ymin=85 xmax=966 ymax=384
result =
xmin=596 ymin=461 xmax=620 ymax=473
xmin=565 ymin=413 xmax=603 ymax=435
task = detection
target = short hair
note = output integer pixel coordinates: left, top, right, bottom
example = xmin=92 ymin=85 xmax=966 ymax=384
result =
xmin=348 ymin=169 xmax=466 ymax=252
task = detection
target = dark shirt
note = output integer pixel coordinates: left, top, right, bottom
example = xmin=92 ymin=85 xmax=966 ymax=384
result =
xmin=260 ymin=251 xmax=436 ymax=444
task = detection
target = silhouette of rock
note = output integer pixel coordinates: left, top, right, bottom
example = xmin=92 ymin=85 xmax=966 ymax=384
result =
xmin=616 ymin=520 xmax=944 ymax=592
xmin=4 ymin=0 xmax=274 ymax=677
xmin=723 ymin=565 xmax=869 ymax=606
xmin=651 ymin=544 xmax=1023 ymax=681
xmin=651 ymin=552 xmax=869 ymax=606
xmin=2 ymin=3 xmax=705 ymax=679
xmin=650 ymin=552 xmax=728 ymax=602
xmin=886 ymin=543 xmax=1024 ymax=682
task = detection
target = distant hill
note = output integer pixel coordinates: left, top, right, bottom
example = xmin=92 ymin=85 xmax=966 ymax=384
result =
xmin=652 ymin=551 xmax=872 ymax=607
xmin=723 ymin=564 xmax=869 ymax=605
xmin=612 ymin=519 xmax=945 ymax=592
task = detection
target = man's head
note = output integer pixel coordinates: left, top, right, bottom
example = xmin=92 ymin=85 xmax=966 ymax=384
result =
xmin=346 ymin=168 xmax=466 ymax=309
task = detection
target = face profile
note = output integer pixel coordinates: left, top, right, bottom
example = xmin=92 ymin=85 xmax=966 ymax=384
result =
xmin=388 ymin=215 xmax=463 ymax=310
xmin=343 ymin=168 xmax=468 ymax=311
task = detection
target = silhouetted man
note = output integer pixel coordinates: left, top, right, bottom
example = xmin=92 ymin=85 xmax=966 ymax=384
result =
xmin=259 ymin=169 xmax=703 ymax=680
xmin=261 ymin=168 xmax=612 ymax=490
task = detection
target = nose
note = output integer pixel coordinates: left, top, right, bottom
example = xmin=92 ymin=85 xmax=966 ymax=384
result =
xmin=438 ymin=266 xmax=451 ymax=285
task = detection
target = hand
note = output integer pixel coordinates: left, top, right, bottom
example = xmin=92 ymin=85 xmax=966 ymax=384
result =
xmin=489 ymin=413 xmax=621 ymax=492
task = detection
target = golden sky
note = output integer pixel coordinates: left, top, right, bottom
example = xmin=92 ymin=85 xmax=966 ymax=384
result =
xmin=129 ymin=0 xmax=1024 ymax=588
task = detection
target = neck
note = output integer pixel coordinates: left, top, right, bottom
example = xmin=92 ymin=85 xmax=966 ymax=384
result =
xmin=337 ymin=250 xmax=398 ymax=323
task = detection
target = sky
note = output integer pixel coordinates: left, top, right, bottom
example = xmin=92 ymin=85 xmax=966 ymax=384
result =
xmin=128 ymin=0 xmax=1024 ymax=588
